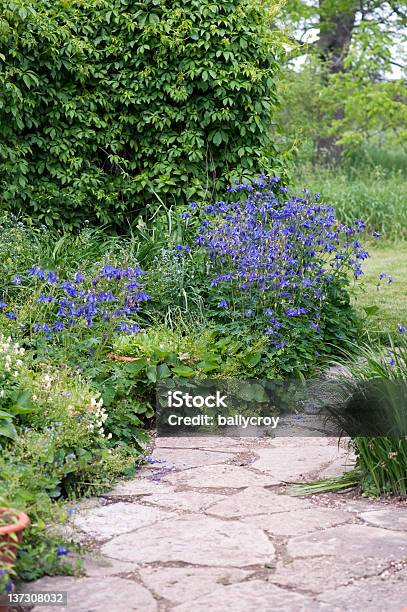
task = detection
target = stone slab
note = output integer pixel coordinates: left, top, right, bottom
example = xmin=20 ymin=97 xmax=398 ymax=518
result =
xmin=102 ymin=515 xmax=275 ymax=567
xmin=242 ymin=507 xmax=352 ymax=536
xmin=252 ymin=445 xmax=349 ymax=481
xmin=29 ymin=576 xmax=157 ymax=612
xmin=165 ymin=464 xmax=278 ymax=488
xmin=144 ymin=489 xmax=225 ymax=512
xmin=139 ymin=567 xmax=250 ymax=605
xmin=207 ymin=487 xmax=311 ymax=518
xmin=155 ymin=437 xmax=250 ymax=452
xmin=317 ymin=568 xmax=407 ymax=611
xmin=150 ymin=447 xmax=235 ymax=470
xmin=172 ymin=580 xmax=316 ymax=612
xmin=318 ymin=453 xmax=355 ymax=478
xmin=83 ymin=554 xmax=137 ymax=577
xmin=110 ymin=478 xmax=172 ymax=496
xmin=359 ymin=508 xmax=407 ymax=531
xmin=74 ymin=501 xmax=172 ymax=539
xmin=288 ymin=524 xmax=407 ymax=560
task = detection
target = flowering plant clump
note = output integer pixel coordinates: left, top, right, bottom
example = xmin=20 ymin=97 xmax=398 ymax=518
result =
xmin=1 ymin=263 xmax=151 ymax=347
xmin=0 ymin=334 xmax=29 ymax=443
xmin=185 ymin=176 xmax=372 ymax=371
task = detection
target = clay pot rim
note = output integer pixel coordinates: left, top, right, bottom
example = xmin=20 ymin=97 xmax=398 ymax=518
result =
xmin=0 ymin=508 xmax=30 ymax=536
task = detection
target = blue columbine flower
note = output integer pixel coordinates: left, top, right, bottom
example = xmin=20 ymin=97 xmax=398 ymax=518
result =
xmin=73 ymin=272 xmax=85 ymax=284
xmin=46 ymin=271 xmax=59 ymax=284
xmin=274 ymin=340 xmax=288 ymax=349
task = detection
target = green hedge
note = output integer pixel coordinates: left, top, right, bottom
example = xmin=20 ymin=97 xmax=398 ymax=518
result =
xmin=0 ymin=0 xmax=282 ymax=229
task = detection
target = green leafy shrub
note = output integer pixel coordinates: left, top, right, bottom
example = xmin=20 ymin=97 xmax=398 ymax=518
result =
xmin=0 ymin=343 xmax=144 ymax=586
xmin=0 ymin=334 xmax=33 ymax=443
xmin=0 ymin=0 xmax=282 ymax=229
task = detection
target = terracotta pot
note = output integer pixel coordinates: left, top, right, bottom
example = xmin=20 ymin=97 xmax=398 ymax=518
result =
xmin=0 ymin=508 xmax=30 ymax=612
xmin=0 ymin=508 xmax=30 ymax=564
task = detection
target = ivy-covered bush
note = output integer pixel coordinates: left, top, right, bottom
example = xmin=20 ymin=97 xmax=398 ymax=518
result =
xmin=0 ymin=0 xmax=282 ymax=229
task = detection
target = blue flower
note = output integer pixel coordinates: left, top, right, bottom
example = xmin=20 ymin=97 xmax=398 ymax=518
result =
xmin=56 ymin=546 xmax=70 ymax=556
xmin=11 ymin=274 xmax=22 ymax=285
xmin=274 ymin=340 xmax=288 ymax=349
xmin=0 ymin=301 xmax=7 ymax=309
xmin=46 ymin=271 xmax=59 ymax=284
xmin=217 ymin=300 xmax=228 ymax=309
xmin=398 ymin=324 xmax=406 ymax=334
xmin=73 ymin=272 xmax=85 ymax=283
xmin=28 ymin=265 xmax=45 ymax=278
xmin=5 ymin=312 xmax=17 ymax=320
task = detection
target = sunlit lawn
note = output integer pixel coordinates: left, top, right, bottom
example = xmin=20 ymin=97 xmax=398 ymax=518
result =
xmin=352 ymin=245 xmax=407 ymax=334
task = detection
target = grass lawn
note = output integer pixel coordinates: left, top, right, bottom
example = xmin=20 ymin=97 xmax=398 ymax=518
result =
xmin=352 ymin=245 xmax=407 ymax=334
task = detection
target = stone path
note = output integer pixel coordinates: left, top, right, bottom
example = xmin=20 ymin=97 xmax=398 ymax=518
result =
xmin=28 ymin=436 xmax=407 ymax=612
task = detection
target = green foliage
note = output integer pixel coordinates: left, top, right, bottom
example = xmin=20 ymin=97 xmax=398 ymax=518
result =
xmin=292 ymin=334 xmax=407 ymax=498
xmin=343 ymin=335 xmax=407 ymax=497
xmin=277 ymin=1 xmax=407 ymax=161
xmin=354 ymin=437 xmax=407 ymax=498
xmin=111 ymin=325 xmax=274 ymax=379
xmin=0 ymin=0 xmax=282 ymax=229
xmin=0 ymin=337 xmax=145 ymax=586
xmin=351 ymin=246 xmax=407 ymax=337
xmin=0 ymin=335 xmax=34 ymax=444
xmin=292 ymin=165 xmax=407 ymax=240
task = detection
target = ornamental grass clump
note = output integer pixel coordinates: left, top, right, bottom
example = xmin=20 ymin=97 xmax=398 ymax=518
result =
xmin=291 ymin=328 xmax=407 ymax=498
xmin=189 ymin=176 xmax=370 ymax=372
xmin=344 ymin=330 xmax=407 ymax=497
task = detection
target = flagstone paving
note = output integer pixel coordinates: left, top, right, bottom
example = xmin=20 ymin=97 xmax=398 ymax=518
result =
xmin=27 ymin=436 xmax=407 ymax=612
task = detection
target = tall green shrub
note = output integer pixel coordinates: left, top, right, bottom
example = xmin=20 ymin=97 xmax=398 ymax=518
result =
xmin=0 ymin=0 xmax=282 ymax=229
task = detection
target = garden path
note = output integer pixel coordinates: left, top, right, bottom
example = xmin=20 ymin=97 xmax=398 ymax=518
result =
xmin=28 ymin=436 xmax=407 ymax=612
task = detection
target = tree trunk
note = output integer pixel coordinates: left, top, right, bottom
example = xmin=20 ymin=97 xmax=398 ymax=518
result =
xmin=316 ymin=0 xmax=358 ymax=162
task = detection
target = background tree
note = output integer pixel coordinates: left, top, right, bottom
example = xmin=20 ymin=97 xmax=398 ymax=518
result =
xmin=278 ymin=0 xmax=407 ymax=163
